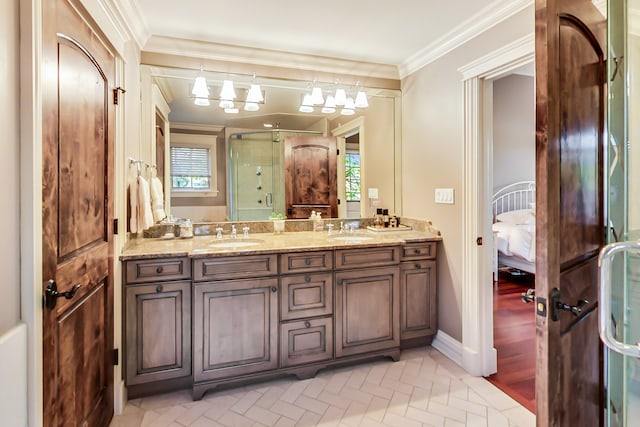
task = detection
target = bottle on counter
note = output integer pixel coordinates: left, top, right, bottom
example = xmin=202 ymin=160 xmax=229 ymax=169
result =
xmin=382 ymin=209 xmax=390 ymax=228
xmin=314 ymin=212 xmax=324 ymax=232
xmin=374 ymin=208 xmax=383 ymax=228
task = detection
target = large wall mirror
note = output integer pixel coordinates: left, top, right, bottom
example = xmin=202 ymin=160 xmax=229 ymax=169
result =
xmin=140 ymin=63 xmax=401 ymax=222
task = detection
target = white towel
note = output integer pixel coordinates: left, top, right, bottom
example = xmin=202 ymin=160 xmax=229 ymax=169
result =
xmin=128 ymin=174 xmax=139 ymax=234
xmin=150 ymin=176 xmax=167 ymax=222
xmin=137 ymin=176 xmax=155 ymax=230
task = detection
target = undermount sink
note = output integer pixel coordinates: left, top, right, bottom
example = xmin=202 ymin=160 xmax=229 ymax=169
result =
xmin=331 ymin=235 xmax=375 ymax=242
xmin=209 ymin=239 xmax=263 ymax=248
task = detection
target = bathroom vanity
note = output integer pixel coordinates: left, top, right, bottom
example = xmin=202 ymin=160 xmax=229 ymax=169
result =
xmin=121 ymin=228 xmax=440 ymax=399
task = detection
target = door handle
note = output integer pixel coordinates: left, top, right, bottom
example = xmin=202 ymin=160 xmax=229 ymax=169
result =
xmin=521 ymin=288 xmax=535 ymax=303
xmin=550 ymin=287 xmax=588 ymax=320
xmin=265 ymin=192 xmax=273 ymax=207
xmin=599 ymin=241 xmax=640 ymax=357
xmin=44 ymin=280 xmax=81 ymax=309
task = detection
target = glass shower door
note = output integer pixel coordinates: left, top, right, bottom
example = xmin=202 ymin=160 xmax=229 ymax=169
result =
xmin=601 ymin=1 xmax=640 ymax=426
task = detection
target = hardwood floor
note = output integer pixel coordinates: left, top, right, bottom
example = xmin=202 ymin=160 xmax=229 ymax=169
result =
xmin=486 ymin=270 xmax=536 ymax=413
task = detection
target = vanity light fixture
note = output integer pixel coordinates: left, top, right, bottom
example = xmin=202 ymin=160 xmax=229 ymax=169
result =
xmin=354 ymin=86 xmax=369 ymax=108
xmin=321 ymin=94 xmax=336 ymax=113
xmin=246 ymin=83 xmax=264 ymax=103
xmin=299 ymin=93 xmax=314 ymax=113
xmin=191 ymin=74 xmax=209 ymax=99
xmin=310 ymin=81 xmax=324 ymax=105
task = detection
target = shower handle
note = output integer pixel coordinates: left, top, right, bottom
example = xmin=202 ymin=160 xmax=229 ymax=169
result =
xmin=265 ymin=192 xmax=273 ymax=207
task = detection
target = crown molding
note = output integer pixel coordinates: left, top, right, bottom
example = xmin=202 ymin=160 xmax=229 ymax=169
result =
xmin=108 ymin=0 xmax=150 ymax=49
xmin=458 ymin=33 xmax=534 ymax=80
xmin=399 ymin=0 xmax=533 ymax=79
xmin=170 ymin=122 xmax=225 ymax=134
xmin=143 ymin=36 xmax=400 ymax=81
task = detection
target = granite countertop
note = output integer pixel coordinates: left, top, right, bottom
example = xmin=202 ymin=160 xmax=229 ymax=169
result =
xmin=120 ymin=229 xmax=442 ymax=260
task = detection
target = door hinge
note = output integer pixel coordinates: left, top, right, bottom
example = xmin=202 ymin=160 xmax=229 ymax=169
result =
xmin=113 ymin=218 xmax=119 ymax=235
xmin=113 ymin=87 xmax=126 ymax=105
xmin=337 ymin=149 xmax=340 ymax=155
xmin=338 ymin=199 xmax=341 ymax=205
xmin=476 ymin=237 xmax=483 ymax=245
xmin=113 ymin=348 xmax=119 ymax=366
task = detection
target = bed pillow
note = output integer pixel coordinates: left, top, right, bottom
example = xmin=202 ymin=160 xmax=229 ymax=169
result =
xmin=495 ymin=208 xmax=535 ymax=225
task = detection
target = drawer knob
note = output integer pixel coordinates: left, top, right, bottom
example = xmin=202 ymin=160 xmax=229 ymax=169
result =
xmin=305 ymin=259 xmax=311 ymax=266
xmin=415 ymin=263 xmax=422 ymax=269
xmin=156 ymin=266 xmax=164 ymax=274
xmin=337 ymin=280 xmax=343 ymax=286
xmin=414 ymin=249 xmax=421 ymax=254
xmin=304 ymin=321 xmax=311 ymax=328
xmin=271 ymin=286 xmax=277 ymax=293
xmin=156 ymin=285 xmax=163 ymax=293
xmin=305 ymin=276 xmax=311 ymax=283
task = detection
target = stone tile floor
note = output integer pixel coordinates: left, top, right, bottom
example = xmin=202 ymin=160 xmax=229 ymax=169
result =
xmin=110 ymin=347 xmax=535 ymax=427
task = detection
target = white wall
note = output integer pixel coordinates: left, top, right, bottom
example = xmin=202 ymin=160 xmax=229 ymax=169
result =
xmin=401 ymin=7 xmax=534 ymax=341
xmin=492 ymin=74 xmax=535 ymax=190
xmin=0 ymin=0 xmax=21 ymax=336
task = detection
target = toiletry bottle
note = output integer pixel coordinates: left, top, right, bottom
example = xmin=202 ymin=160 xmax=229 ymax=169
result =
xmin=315 ymin=212 xmax=323 ymax=232
xmin=374 ymin=208 xmax=383 ymax=228
xmin=383 ymin=209 xmax=390 ymax=228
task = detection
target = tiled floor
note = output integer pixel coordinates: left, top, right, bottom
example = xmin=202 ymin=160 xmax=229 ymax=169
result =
xmin=110 ymin=347 xmax=535 ymax=427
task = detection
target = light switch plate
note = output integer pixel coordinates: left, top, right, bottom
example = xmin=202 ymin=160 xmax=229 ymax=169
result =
xmin=435 ymin=188 xmax=454 ymax=204
xmin=368 ymin=188 xmax=379 ymax=199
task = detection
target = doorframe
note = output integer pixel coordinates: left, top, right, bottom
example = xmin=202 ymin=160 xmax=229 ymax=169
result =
xmin=458 ymin=34 xmax=534 ymax=376
xmin=332 ymin=117 xmax=366 ymax=217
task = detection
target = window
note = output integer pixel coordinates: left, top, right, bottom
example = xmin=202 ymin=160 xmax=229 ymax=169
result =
xmin=171 ymin=146 xmax=211 ymax=190
xmin=345 ymin=152 xmax=361 ymax=201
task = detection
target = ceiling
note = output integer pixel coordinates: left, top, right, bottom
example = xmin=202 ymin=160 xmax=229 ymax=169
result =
xmin=135 ymin=0 xmax=523 ymax=68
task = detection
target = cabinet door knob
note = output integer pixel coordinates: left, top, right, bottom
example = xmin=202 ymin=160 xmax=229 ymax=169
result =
xmin=305 ymin=276 xmax=311 ymax=283
xmin=156 ymin=285 xmax=163 ymax=293
xmin=415 ymin=263 xmax=422 ymax=269
xmin=304 ymin=321 xmax=311 ymax=328
xmin=271 ymin=286 xmax=277 ymax=293
xmin=414 ymin=249 xmax=421 ymax=254
xmin=305 ymin=259 xmax=311 ymax=266
xmin=337 ymin=280 xmax=343 ymax=286
xmin=156 ymin=266 xmax=164 ymax=274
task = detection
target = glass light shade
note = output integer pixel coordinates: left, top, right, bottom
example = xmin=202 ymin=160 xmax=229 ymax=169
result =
xmin=220 ymin=79 xmax=236 ymax=100
xmin=194 ymin=97 xmax=210 ymax=106
xmin=311 ymin=86 xmax=324 ymax=105
xmin=224 ymin=107 xmax=239 ymax=114
xmin=244 ymin=102 xmax=259 ymax=111
xmin=321 ymin=95 xmax=336 ymax=113
xmin=219 ymin=99 xmax=234 ymax=109
xmin=246 ymin=84 xmax=264 ymax=103
xmin=299 ymin=93 xmax=314 ymax=113
xmin=344 ymin=97 xmax=356 ymax=110
xmin=340 ymin=107 xmax=355 ymax=116
xmin=355 ymin=90 xmax=369 ymax=108
xmin=334 ymin=88 xmax=347 ymax=106
xmin=191 ymin=76 xmax=209 ymax=97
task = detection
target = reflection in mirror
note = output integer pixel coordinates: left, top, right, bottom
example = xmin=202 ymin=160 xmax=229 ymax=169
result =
xmin=140 ymin=65 xmax=401 ymax=222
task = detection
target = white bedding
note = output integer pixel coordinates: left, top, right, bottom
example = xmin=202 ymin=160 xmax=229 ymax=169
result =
xmin=492 ymin=220 xmax=535 ymax=262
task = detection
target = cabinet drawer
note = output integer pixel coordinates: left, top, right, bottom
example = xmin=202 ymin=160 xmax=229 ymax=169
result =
xmin=280 ymin=317 xmax=333 ymax=367
xmin=280 ymin=251 xmax=333 ymax=274
xmin=335 ymin=246 xmax=400 ymax=269
xmin=125 ymin=257 xmax=191 ymax=284
xmin=280 ymin=273 xmax=333 ymax=320
xmin=193 ymin=254 xmax=278 ymax=281
xmin=401 ymin=242 xmax=437 ymax=260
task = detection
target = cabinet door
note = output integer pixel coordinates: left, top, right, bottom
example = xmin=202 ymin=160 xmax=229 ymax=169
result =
xmin=280 ymin=317 xmax=333 ymax=367
xmin=400 ymin=260 xmax=437 ymax=341
xmin=335 ymin=266 xmax=399 ymax=357
xmin=125 ymin=281 xmax=191 ymax=385
xmin=193 ymin=278 xmax=278 ymax=382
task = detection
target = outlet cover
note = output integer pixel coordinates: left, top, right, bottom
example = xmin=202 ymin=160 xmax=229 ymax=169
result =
xmin=435 ymin=188 xmax=454 ymax=204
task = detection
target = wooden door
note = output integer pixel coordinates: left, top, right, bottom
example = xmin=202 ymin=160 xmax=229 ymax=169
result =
xmin=535 ymin=0 xmax=606 ymax=425
xmin=284 ymin=136 xmax=337 ymax=218
xmin=42 ymin=0 xmax=115 ymax=425
xmin=335 ymin=266 xmax=400 ymax=357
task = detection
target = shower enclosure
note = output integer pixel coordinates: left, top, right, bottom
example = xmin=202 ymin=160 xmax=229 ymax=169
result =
xmin=228 ymin=130 xmax=321 ymax=221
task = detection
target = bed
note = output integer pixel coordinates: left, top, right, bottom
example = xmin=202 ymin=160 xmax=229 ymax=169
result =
xmin=492 ymin=181 xmax=536 ymax=281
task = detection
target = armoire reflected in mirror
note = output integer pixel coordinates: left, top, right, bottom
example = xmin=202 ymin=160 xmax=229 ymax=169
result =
xmin=140 ymin=64 xmax=401 ymax=222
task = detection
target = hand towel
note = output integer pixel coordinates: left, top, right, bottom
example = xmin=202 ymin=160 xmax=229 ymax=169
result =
xmin=137 ymin=175 xmax=155 ymax=230
xmin=150 ymin=176 xmax=167 ymax=222
xmin=128 ymin=174 xmax=139 ymax=234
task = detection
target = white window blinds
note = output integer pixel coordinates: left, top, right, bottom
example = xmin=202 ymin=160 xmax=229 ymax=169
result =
xmin=170 ymin=146 xmax=211 ymax=190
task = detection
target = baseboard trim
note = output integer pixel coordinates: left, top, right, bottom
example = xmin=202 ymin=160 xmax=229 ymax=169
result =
xmin=431 ymin=329 xmax=463 ymax=367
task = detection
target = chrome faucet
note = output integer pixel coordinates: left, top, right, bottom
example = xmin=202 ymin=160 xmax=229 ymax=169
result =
xmin=231 ymin=225 xmax=237 ymax=239
xmin=242 ymin=226 xmax=250 ymax=238
xmin=326 ymin=223 xmax=334 ymax=235
xmin=215 ymin=226 xmax=223 ymax=239
xmin=339 ymin=221 xmax=345 ymax=234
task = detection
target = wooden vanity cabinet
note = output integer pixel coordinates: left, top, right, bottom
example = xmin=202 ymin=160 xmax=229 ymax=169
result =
xmin=400 ymin=242 xmax=437 ymax=346
xmin=123 ymin=257 xmax=191 ymax=388
xmin=334 ymin=246 xmax=400 ymax=359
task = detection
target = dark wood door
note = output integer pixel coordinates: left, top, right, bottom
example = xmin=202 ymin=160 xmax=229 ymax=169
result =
xmin=42 ymin=0 xmax=115 ymax=425
xmin=535 ymin=0 xmax=606 ymax=425
xmin=284 ymin=136 xmax=338 ymax=218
